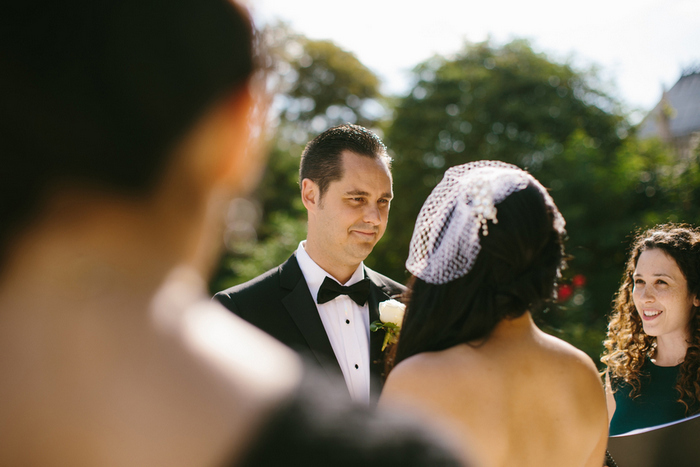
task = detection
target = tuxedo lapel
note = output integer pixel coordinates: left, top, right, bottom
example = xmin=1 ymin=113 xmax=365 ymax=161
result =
xmin=275 ymin=258 xmax=402 ymax=403
xmin=366 ymin=268 xmax=397 ymax=400
xmin=279 ymin=256 xmax=346 ymax=386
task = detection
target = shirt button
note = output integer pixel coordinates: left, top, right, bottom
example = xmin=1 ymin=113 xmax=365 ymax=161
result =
xmin=346 ymin=319 xmax=350 ymax=324
xmin=355 ymin=364 xmax=359 ymax=369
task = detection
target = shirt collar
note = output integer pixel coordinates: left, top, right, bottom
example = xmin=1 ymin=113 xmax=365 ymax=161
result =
xmin=296 ymin=240 xmax=365 ymax=303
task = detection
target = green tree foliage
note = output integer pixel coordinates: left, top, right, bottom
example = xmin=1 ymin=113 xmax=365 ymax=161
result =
xmin=210 ymin=24 xmax=385 ymax=293
xmin=649 ymin=140 xmax=700 ymax=224
xmin=209 ymin=28 xmax=700 ymax=363
xmin=257 ymin=23 xmax=386 ymax=217
xmin=371 ymin=39 xmax=686 ymax=361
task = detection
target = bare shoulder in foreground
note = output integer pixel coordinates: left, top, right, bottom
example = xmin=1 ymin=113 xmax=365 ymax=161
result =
xmin=382 ymin=314 xmax=608 ymax=467
xmin=0 ymin=260 xmax=301 ymax=467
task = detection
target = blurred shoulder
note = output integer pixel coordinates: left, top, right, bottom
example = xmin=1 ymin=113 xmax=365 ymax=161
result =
xmin=173 ymin=298 xmax=302 ymax=397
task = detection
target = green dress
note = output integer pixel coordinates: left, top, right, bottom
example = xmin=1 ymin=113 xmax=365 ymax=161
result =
xmin=609 ymin=361 xmax=688 ymax=436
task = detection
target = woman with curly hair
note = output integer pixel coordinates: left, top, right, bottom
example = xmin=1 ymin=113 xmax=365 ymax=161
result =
xmin=602 ymin=224 xmax=700 ymax=436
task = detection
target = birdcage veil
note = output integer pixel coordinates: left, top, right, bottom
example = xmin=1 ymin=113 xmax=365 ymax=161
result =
xmin=406 ymin=161 xmax=565 ymax=285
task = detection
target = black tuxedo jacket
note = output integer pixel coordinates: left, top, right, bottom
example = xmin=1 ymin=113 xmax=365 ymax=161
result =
xmin=214 ymin=253 xmax=405 ymax=402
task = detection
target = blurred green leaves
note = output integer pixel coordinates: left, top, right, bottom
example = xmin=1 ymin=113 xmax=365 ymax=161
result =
xmin=210 ymin=23 xmax=386 ymax=294
xmin=210 ymin=27 xmax=700 ymax=363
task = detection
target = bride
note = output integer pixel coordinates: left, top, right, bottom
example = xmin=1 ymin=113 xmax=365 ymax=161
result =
xmin=381 ymin=161 xmax=608 ymax=467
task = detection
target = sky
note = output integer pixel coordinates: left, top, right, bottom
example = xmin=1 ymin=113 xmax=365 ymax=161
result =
xmin=250 ymin=0 xmax=700 ymax=122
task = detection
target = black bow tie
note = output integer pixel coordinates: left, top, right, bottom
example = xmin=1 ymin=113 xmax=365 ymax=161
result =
xmin=317 ymin=277 xmax=371 ymax=306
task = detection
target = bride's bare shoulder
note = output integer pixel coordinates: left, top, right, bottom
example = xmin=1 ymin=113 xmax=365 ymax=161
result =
xmin=533 ymin=329 xmax=606 ymax=409
xmin=536 ymin=329 xmax=600 ymax=375
xmin=383 ymin=345 xmax=487 ymax=397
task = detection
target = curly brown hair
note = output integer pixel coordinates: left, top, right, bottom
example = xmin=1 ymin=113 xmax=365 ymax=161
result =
xmin=601 ymin=224 xmax=700 ymax=414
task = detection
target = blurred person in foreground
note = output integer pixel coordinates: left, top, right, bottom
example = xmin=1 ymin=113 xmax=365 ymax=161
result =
xmin=0 ymin=1 xmax=464 ymax=466
xmin=215 ymin=124 xmax=404 ymax=406
xmin=380 ymin=161 xmax=608 ymax=467
xmin=602 ymin=224 xmax=700 ymax=436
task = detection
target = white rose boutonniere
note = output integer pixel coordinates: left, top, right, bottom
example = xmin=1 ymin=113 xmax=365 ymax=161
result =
xmin=370 ymin=299 xmax=406 ymax=351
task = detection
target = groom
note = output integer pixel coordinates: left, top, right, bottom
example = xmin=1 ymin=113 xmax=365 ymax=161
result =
xmin=215 ymin=124 xmax=404 ymax=405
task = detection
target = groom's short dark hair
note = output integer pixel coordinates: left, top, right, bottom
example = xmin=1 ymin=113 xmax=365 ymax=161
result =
xmin=299 ymin=124 xmax=391 ymax=199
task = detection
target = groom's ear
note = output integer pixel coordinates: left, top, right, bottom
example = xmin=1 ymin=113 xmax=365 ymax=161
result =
xmin=301 ymin=178 xmax=320 ymax=211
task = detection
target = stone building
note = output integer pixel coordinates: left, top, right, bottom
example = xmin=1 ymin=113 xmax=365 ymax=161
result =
xmin=638 ymin=66 xmax=700 ymax=158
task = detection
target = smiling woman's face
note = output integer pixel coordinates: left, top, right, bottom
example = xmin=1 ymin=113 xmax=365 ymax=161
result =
xmin=632 ymin=248 xmax=699 ymax=342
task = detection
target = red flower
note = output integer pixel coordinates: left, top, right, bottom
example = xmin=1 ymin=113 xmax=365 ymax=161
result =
xmin=558 ymin=284 xmax=573 ymax=302
xmin=572 ymin=274 xmax=586 ymax=288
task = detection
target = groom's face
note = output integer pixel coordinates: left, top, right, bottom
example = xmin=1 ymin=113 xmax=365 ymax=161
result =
xmin=309 ymin=151 xmax=393 ymax=270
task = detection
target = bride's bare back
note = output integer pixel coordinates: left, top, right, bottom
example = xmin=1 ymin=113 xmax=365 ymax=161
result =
xmin=381 ymin=313 xmax=607 ymax=467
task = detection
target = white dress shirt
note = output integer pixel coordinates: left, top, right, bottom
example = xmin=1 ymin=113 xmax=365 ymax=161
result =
xmin=295 ymin=240 xmax=371 ymax=405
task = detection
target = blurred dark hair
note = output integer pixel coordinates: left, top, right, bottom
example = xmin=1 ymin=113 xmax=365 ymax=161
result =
xmin=1 ymin=0 xmax=255 ymax=256
xmin=393 ymin=182 xmax=566 ymax=367
xmin=602 ymin=224 xmax=700 ymax=414
xmin=299 ymin=124 xmax=390 ymax=199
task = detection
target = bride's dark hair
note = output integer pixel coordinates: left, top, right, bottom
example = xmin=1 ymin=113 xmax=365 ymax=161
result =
xmin=393 ymin=182 xmax=566 ymax=367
